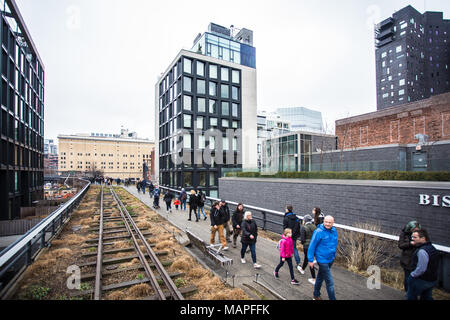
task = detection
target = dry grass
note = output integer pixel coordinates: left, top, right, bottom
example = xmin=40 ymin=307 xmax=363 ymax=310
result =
xmin=126 ymin=284 xmax=152 ymax=299
xmin=155 ymin=240 xmax=175 ymax=250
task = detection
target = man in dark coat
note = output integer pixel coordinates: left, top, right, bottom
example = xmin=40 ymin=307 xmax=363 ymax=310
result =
xmin=283 ymin=205 xmax=302 ymax=273
xmin=210 ymin=202 xmax=227 ymax=250
xmin=398 ymin=221 xmax=421 ymax=292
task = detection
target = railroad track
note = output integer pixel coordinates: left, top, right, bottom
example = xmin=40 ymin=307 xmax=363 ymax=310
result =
xmin=75 ymin=186 xmax=188 ymax=300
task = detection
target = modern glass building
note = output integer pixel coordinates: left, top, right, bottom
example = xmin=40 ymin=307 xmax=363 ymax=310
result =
xmin=275 ymin=107 xmax=324 ymax=133
xmin=0 ymin=0 xmax=45 ymax=220
xmin=155 ymin=24 xmax=257 ymax=198
xmin=375 ymin=5 xmax=449 ymax=110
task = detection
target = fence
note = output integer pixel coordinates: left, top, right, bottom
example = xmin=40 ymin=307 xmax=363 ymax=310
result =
xmin=0 ymin=219 xmax=44 ymax=237
xmin=0 ymin=178 xmax=91 ymax=299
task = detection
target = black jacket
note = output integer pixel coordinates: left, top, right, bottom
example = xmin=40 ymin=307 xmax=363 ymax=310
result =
xmin=283 ymin=212 xmax=301 ymax=242
xmin=231 ymin=209 xmax=244 ymax=229
xmin=220 ymin=204 xmax=231 ymax=223
xmin=163 ymin=192 xmax=174 ymax=203
xmin=210 ymin=207 xmax=225 ymax=226
xmin=188 ymin=193 xmax=198 ymax=209
xmin=410 ymin=242 xmax=440 ymax=282
xmin=398 ymin=230 xmax=416 ymax=270
xmin=241 ymin=219 xmax=258 ymax=244
xmin=197 ymin=192 xmax=205 ymax=208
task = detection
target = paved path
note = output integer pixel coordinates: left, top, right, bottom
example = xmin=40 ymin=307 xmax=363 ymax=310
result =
xmin=123 ymin=186 xmax=405 ymax=300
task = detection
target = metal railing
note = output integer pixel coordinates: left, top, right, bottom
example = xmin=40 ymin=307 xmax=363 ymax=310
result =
xmin=158 ymin=186 xmax=450 ymax=254
xmin=0 ymin=178 xmax=91 ymax=299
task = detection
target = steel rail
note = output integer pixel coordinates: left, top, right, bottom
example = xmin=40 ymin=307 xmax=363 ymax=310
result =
xmin=159 ymin=186 xmax=450 ymax=254
xmin=94 ymin=185 xmax=104 ymax=300
xmin=109 ymin=188 xmax=167 ymax=300
xmin=111 ymin=188 xmax=184 ymax=300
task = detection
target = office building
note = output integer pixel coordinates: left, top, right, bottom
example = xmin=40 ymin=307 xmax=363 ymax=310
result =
xmin=155 ymin=23 xmax=257 ymax=198
xmin=0 ymin=0 xmax=45 ymax=220
xmin=275 ymin=107 xmax=324 ymax=133
xmin=44 ymin=139 xmax=58 ymax=174
xmin=375 ymin=5 xmax=449 ymax=110
xmin=58 ymin=129 xmax=154 ymax=181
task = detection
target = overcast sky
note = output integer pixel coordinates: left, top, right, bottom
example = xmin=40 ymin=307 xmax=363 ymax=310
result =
xmin=15 ymin=0 xmax=450 ymax=141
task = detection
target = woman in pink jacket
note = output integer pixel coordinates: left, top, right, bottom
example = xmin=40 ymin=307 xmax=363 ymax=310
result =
xmin=274 ymin=228 xmax=300 ymax=285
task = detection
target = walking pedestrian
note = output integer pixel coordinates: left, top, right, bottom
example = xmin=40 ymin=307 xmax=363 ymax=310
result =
xmin=188 ymin=190 xmax=198 ymax=221
xmin=313 ymin=207 xmax=324 ymax=226
xmin=180 ymin=188 xmax=187 ymax=211
xmin=308 ymin=215 xmax=338 ymax=300
xmin=136 ymin=179 xmax=141 ymax=194
xmin=197 ymin=189 xmax=207 ymax=220
xmin=220 ymin=200 xmax=232 ymax=243
xmin=231 ymin=203 xmax=244 ymax=248
xmin=153 ymin=186 xmax=160 ymax=209
xmin=283 ymin=205 xmax=302 ymax=274
xmin=240 ymin=211 xmax=261 ymax=269
xmin=163 ymin=190 xmax=174 ymax=213
xmin=274 ymin=228 xmax=300 ymax=285
xmin=210 ymin=201 xmax=228 ymax=250
xmin=148 ymin=182 xmax=155 ymax=198
xmin=174 ymin=198 xmax=181 ymax=210
xmin=398 ymin=220 xmax=421 ymax=292
xmin=300 ymin=214 xmax=317 ymax=285
xmin=406 ymin=229 xmax=440 ymax=300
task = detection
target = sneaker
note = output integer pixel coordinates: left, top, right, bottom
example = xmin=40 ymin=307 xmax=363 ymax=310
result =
xmin=253 ymin=263 xmax=261 ymax=269
xmin=291 ymin=279 xmax=300 ymax=285
xmin=273 ymin=271 xmax=279 ymax=279
xmin=313 ymin=296 xmax=322 ymax=300
xmin=297 ymin=266 xmax=305 ymax=275
xmin=241 ymin=258 xmax=246 ymax=264
xmin=204 ymin=216 xmax=207 ymax=221
xmin=308 ymin=278 xmax=316 ymax=285
xmin=223 ymin=246 xmax=229 ymax=251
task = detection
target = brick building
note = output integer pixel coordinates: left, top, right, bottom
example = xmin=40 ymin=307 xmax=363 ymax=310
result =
xmin=312 ymin=92 xmax=450 ymax=172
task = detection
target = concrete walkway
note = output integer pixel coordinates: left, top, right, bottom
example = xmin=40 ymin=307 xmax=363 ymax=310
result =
xmin=123 ymin=186 xmax=405 ymax=300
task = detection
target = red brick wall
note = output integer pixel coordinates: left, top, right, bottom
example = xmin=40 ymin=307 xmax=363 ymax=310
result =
xmin=336 ymin=93 xmax=450 ymax=149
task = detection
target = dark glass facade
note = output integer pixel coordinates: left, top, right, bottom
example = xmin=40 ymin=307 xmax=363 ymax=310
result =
xmin=375 ymin=5 xmax=449 ymax=110
xmin=0 ymin=0 xmax=45 ymax=220
xmin=158 ymin=55 xmax=242 ymax=197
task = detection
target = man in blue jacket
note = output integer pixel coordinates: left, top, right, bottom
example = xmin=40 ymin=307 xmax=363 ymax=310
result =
xmin=308 ymin=215 xmax=338 ymax=300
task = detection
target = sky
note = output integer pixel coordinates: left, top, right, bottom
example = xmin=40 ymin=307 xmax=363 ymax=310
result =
xmin=15 ymin=0 xmax=450 ymax=141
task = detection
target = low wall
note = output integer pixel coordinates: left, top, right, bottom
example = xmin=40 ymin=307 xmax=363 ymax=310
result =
xmin=219 ymin=177 xmax=450 ymax=247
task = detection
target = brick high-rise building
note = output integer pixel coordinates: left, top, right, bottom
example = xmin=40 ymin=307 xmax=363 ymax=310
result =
xmin=375 ymin=5 xmax=449 ymax=110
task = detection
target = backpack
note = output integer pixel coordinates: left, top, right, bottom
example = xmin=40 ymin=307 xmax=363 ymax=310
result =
xmin=181 ymin=192 xmax=187 ymax=200
xmin=276 ymin=239 xmax=283 ymax=250
xmin=201 ymin=193 xmax=206 ymax=203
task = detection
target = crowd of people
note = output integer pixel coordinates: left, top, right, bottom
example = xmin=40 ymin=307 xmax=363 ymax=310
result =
xmin=130 ymin=181 xmax=441 ymax=301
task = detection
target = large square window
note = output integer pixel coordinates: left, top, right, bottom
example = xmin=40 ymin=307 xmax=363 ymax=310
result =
xmin=221 ymin=67 xmax=229 ymax=81
xmin=183 ymin=134 xmax=191 ymax=148
xmin=197 ymin=61 xmax=205 ymax=77
xmin=183 ymin=95 xmax=192 ymax=111
xmin=197 ymin=79 xmax=206 ymax=94
xmin=232 ymin=103 xmax=239 ymax=117
xmin=222 ymin=102 xmax=229 ymax=116
xmin=209 ymin=100 xmax=217 ymax=114
xmin=209 ymin=65 xmax=217 ymax=78
xmin=198 ymin=98 xmax=206 ymax=113
xmin=232 ymin=70 xmax=240 ymax=84
xmin=221 ymin=84 xmax=229 ymax=99
xmin=232 ymin=86 xmax=239 ymax=100
xmin=184 ymin=114 xmax=192 ymax=128
xmin=210 ymin=118 xmax=218 ymax=127
xmin=183 ymin=76 xmax=192 ymax=92
xmin=196 ymin=116 xmax=204 ymax=129
xmin=222 ymin=119 xmax=229 ymax=128
xmin=209 ymin=81 xmax=217 ymax=96
xmin=184 ymin=58 xmax=192 ymax=74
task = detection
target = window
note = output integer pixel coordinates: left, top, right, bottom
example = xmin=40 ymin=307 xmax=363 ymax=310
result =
xmin=400 ymin=22 xmax=408 ymax=30
xmin=399 ymin=89 xmax=405 ymax=96
xmin=221 ymin=84 xmax=229 ymax=99
xmin=197 ymin=98 xmax=206 ymax=113
xmin=232 ymin=120 xmax=239 ymax=129
xmin=232 ymin=86 xmax=239 ymax=100
xmin=396 ymin=45 xmax=402 ymax=53
xmin=222 ymin=119 xmax=229 ymax=128
xmin=232 ymin=103 xmax=239 ymax=117
xmin=183 ymin=76 xmax=192 ymax=92
xmin=381 ymin=52 xmax=387 ymax=58
xmin=209 ymin=136 xmax=215 ymax=149
xmin=197 ymin=79 xmax=206 ymax=94
xmin=221 ymin=102 xmax=229 ymax=116
xmin=183 ymin=134 xmax=191 ymax=148
xmin=210 ymin=118 xmax=218 ymax=127
xmin=209 ymin=65 xmax=217 ymax=78
xmin=383 ymin=93 xmax=389 ymax=99
xmin=196 ymin=116 xmax=204 ymax=129
xmin=399 ymin=79 xmax=405 ymax=86
xmin=183 ymin=95 xmax=192 ymax=111
xmin=209 ymin=81 xmax=217 ymax=96
xmin=221 ymin=67 xmax=229 ymax=81
xmin=232 ymin=70 xmax=240 ymax=84
xmin=209 ymin=100 xmax=217 ymax=114
xmin=198 ymin=135 xmax=205 ymax=149
xmin=183 ymin=58 xmax=192 ymax=74
xmin=196 ymin=61 xmax=205 ymax=76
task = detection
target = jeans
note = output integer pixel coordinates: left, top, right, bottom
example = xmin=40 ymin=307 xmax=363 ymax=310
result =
xmin=241 ymin=243 xmax=257 ymax=264
xmin=153 ymin=197 xmax=159 ymax=207
xmin=275 ymin=257 xmax=295 ymax=280
xmin=301 ymin=247 xmax=316 ymax=278
xmin=181 ymin=199 xmax=187 ymax=211
xmin=314 ymin=262 xmax=336 ymax=300
xmin=165 ymin=201 xmax=172 ymax=211
xmin=293 ymin=240 xmax=301 ymax=266
xmin=197 ymin=207 xmax=206 ymax=219
xmin=189 ymin=206 xmax=197 ymax=220
xmin=403 ymin=268 xmax=411 ymax=292
xmin=406 ymin=276 xmax=437 ymax=300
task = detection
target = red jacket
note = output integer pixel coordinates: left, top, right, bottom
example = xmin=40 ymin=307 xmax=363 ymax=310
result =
xmin=279 ymin=235 xmax=294 ymax=258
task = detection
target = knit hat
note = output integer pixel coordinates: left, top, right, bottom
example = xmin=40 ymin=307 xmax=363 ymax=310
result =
xmin=405 ymin=221 xmax=421 ymax=233
xmin=303 ymin=215 xmax=313 ymax=223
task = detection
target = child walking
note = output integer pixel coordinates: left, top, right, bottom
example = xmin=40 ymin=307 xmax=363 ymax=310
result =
xmin=274 ymin=228 xmax=300 ymax=285
xmin=174 ymin=199 xmax=181 ymax=210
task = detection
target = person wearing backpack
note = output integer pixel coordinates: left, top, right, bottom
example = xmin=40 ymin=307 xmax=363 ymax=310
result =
xmin=300 ymin=214 xmax=317 ymax=285
xmin=274 ymin=228 xmax=300 ymax=285
xmin=180 ymin=188 xmax=187 ymax=211
xmin=153 ymin=186 xmax=160 ymax=209
xmin=197 ymin=189 xmax=207 ymax=220
xmin=283 ymin=205 xmax=302 ymax=274
xmin=188 ymin=190 xmax=198 ymax=222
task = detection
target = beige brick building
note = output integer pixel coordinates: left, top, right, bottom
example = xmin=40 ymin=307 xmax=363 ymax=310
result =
xmin=58 ymin=130 xmax=154 ymax=181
